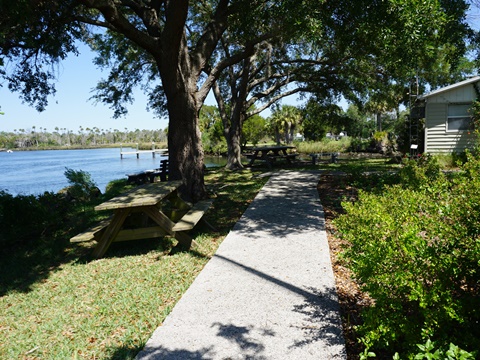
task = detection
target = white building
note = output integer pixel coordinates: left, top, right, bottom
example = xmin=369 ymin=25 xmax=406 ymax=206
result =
xmin=420 ymin=76 xmax=480 ymax=153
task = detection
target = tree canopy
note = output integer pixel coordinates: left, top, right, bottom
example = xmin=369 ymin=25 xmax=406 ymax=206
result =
xmin=0 ymin=0 xmax=475 ymax=199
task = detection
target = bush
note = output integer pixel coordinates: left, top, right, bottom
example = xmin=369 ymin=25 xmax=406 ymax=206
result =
xmin=0 ymin=190 xmax=72 ymax=248
xmin=64 ymin=167 xmax=100 ymax=202
xmin=335 ymin=155 xmax=480 ymax=357
xmin=398 ymin=154 xmax=443 ymax=189
xmin=348 ymin=137 xmax=371 ymax=152
xmin=0 ymin=169 xmax=101 ymax=249
xmin=411 ymin=339 xmax=476 ymax=360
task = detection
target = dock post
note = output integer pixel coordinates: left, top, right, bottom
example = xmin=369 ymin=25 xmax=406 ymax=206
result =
xmin=120 ymin=144 xmax=123 ymax=159
xmin=152 ymin=142 xmax=155 ymax=158
xmin=136 ymin=143 xmax=139 ymax=159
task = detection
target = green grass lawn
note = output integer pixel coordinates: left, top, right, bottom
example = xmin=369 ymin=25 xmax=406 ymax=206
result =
xmin=0 ymin=158 xmax=399 ymax=359
xmin=0 ymin=169 xmax=268 ymax=359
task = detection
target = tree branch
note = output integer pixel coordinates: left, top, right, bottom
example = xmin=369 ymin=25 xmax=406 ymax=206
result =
xmin=77 ymin=0 xmax=161 ymax=55
xmin=247 ymin=87 xmax=306 ymax=117
xmin=190 ymin=0 xmax=229 ymax=77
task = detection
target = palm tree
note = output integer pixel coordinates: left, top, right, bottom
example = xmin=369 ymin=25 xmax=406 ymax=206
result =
xmin=269 ymin=105 xmax=302 ymax=144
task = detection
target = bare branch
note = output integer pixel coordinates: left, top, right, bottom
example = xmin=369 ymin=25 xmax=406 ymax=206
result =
xmin=73 ymin=15 xmax=115 ymax=30
xmin=78 ymin=0 xmax=161 ymax=55
xmin=247 ymin=87 xmax=305 ymax=117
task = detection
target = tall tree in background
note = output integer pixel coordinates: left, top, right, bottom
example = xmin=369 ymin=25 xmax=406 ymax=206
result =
xmin=211 ymin=41 xmax=313 ymax=169
xmin=268 ymin=105 xmax=303 ymax=145
xmin=301 ymin=100 xmax=349 ymax=141
xmin=212 ymin=0 xmax=473 ymax=169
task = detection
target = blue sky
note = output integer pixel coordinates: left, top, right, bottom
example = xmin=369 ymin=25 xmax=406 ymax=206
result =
xmin=0 ymin=42 xmax=295 ymax=134
xmin=0 ymin=44 xmax=170 ymax=133
xmin=0 ymin=42 xmax=289 ymax=134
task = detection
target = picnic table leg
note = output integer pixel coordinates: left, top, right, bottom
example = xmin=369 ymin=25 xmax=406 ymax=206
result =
xmin=92 ymin=208 xmax=131 ymax=258
xmin=143 ymin=206 xmax=196 ymax=249
xmin=248 ymin=151 xmax=260 ymax=166
xmin=280 ymin=149 xmax=291 ymax=164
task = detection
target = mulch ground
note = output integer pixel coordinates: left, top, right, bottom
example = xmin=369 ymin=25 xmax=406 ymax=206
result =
xmin=317 ymin=173 xmax=372 ymax=360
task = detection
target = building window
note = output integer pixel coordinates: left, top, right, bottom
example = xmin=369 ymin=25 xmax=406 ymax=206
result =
xmin=447 ymin=104 xmax=471 ymax=131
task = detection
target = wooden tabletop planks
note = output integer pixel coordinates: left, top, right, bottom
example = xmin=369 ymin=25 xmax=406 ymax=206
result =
xmin=95 ymin=180 xmax=182 ymax=211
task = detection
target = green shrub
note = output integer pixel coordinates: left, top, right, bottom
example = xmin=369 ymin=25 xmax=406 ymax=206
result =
xmin=411 ymin=339 xmax=476 ymax=360
xmin=104 ymin=179 xmax=135 ymax=198
xmin=0 ymin=169 xmax=101 ymax=249
xmin=0 ymin=190 xmax=72 ymax=248
xmin=348 ymin=137 xmax=371 ymax=152
xmin=335 ymin=155 xmax=480 ymax=357
xmin=64 ymin=167 xmax=100 ymax=202
xmin=398 ymin=154 xmax=443 ymax=189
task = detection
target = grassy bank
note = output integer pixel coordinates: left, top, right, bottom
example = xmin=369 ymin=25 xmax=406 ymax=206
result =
xmin=295 ymin=138 xmax=352 ymax=154
xmin=0 ymin=157 xmax=403 ymax=359
xmin=0 ymin=169 xmax=267 ymax=359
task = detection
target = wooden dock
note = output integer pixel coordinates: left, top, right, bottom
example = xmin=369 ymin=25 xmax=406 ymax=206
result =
xmin=120 ymin=144 xmax=168 ymax=159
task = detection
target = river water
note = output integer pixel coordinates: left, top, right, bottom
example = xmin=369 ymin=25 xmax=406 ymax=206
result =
xmin=0 ymin=148 xmax=226 ymax=196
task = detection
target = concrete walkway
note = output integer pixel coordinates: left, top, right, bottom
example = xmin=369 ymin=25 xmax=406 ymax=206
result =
xmin=136 ymin=171 xmax=346 ymax=359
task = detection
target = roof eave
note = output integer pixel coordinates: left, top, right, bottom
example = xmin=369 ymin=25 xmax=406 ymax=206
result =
xmin=419 ymin=76 xmax=480 ymax=100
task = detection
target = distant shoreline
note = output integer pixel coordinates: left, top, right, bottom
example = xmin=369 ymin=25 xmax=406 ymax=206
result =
xmin=0 ymin=143 xmax=164 ymax=152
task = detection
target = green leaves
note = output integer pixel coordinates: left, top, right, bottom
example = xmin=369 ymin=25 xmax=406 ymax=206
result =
xmin=64 ymin=167 xmax=99 ymax=203
xmin=335 ymin=155 xmax=480 ymax=356
xmin=0 ymin=0 xmax=83 ymax=110
xmin=413 ymin=339 xmax=476 ymax=359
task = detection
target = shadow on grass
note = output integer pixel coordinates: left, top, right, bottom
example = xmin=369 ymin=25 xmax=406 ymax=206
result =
xmin=106 ymin=343 xmax=146 ymax=360
xmin=0 ymin=235 xmax=73 ymax=296
xmin=0 ymin=171 xmax=267 ymax=297
xmin=0 ymin=228 xmax=216 ymax=296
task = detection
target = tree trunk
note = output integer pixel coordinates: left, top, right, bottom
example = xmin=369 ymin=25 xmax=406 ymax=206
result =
xmin=166 ymin=93 xmax=207 ymax=203
xmin=376 ymin=112 xmax=382 ymax=132
xmin=275 ymin=126 xmax=281 ymax=145
xmin=159 ymin=50 xmax=207 ymax=202
xmin=214 ymin=55 xmax=252 ymax=171
xmin=284 ymin=123 xmax=291 ymax=144
xmin=225 ymin=113 xmax=244 ymax=170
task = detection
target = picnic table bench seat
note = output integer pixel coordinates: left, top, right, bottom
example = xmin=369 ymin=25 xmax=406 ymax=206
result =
xmin=70 ymin=221 xmax=171 ymax=244
xmin=127 ymin=159 xmax=169 ymax=184
xmin=309 ymin=152 xmax=339 ymax=164
xmin=283 ymin=153 xmax=298 ymax=160
xmin=244 ymin=153 xmax=297 ymax=160
xmin=70 ymin=218 xmax=111 ymax=243
xmin=260 ymin=153 xmax=298 ymax=168
xmin=172 ymin=199 xmax=214 ymax=232
xmin=126 ymin=171 xmax=146 ymax=184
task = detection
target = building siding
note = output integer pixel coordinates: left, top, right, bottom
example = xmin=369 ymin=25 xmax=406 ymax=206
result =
xmin=425 ymin=103 xmax=476 ymax=153
xmin=426 ymin=83 xmax=478 ymax=104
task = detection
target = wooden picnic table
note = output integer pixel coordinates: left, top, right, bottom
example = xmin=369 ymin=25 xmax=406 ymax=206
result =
xmin=71 ymin=180 xmax=213 ymax=258
xmin=246 ymin=145 xmax=297 ymax=167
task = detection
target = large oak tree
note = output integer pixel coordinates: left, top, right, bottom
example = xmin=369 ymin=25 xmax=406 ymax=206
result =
xmin=0 ymin=0 xmax=319 ymax=200
xmin=0 ymin=0 xmax=473 ymax=199
xmin=209 ymin=0 xmax=472 ymax=169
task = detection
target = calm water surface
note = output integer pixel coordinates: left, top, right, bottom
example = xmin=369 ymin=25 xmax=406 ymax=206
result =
xmin=0 ymin=148 xmax=226 ymax=196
